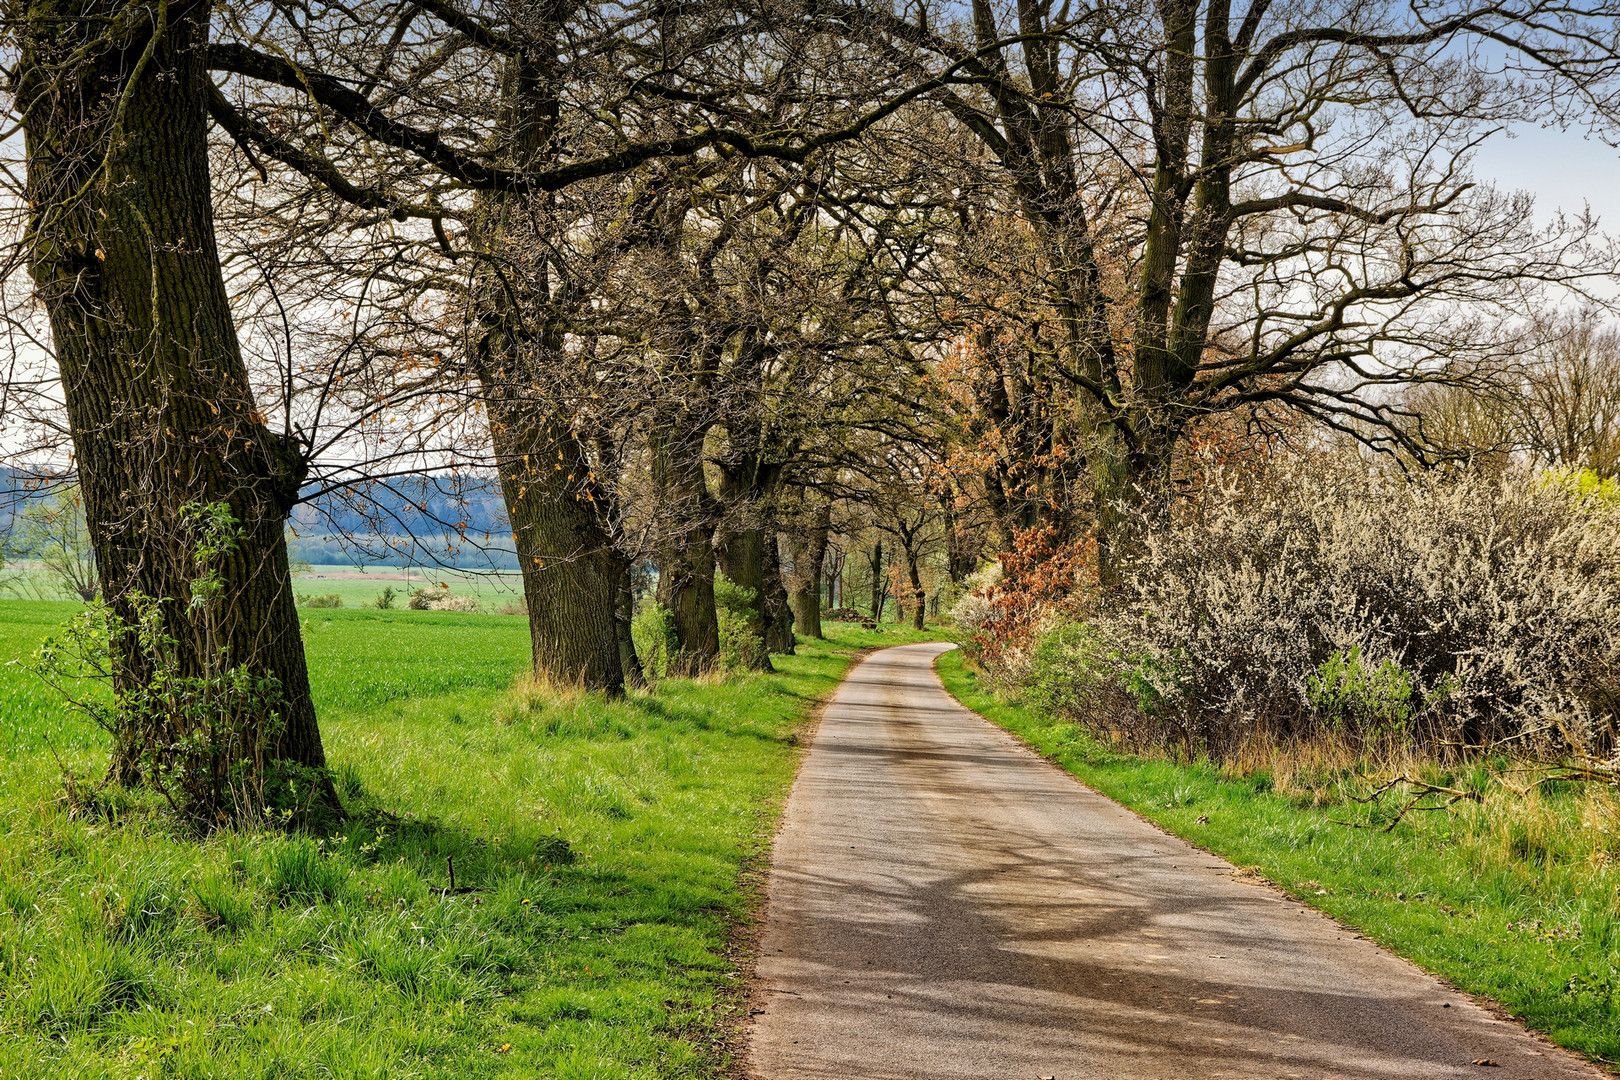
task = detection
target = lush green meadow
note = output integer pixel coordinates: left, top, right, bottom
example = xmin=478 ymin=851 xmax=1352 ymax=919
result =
xmin=936 ymin=649 xmax=1620 ymax=1068
xmin=0 ymin=601 xmax=930 ymax=1079
xmin=1 ymin=563 xmax=526 ymax=611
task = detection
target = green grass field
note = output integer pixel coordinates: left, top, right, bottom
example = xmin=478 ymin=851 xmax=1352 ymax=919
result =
xmin=936 ymin=648 xmax=1620 ymax=1070
xmin=0 ymin=600 xmax=936 ymax=1079
xmin=289 ymin=566 xmax=527 ymax=611
xmin=1 ymin=564 xmax=525 ymax=612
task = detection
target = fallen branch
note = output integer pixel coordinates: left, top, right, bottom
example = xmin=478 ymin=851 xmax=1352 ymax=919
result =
xmin=1336 ymin=774 xmax=1482 ymax=832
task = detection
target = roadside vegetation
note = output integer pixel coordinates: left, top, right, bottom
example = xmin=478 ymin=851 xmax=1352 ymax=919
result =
xmin=0 ymin=606 xmax=928 ymax=1079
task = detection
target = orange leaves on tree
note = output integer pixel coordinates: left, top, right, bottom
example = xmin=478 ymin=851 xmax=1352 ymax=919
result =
xmin=973 ymin=525 xmax=1098 ymax=665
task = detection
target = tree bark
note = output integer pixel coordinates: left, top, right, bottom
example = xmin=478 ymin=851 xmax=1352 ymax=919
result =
xmin=715 ymin=457 xmax=782 ymax=668
xmin=940 ymin=490 xmax=979 ymax=584
xmin=480 ymin=368 xmax=626 ymax=693
xmin=762 ymin=533 xmax=795 ymax=655
xmin=17 ymin=0 xmax=332 ymax=805
xmin=905 ymin=549 xmax=926 ymax=630
xmin=786 ymin=502 xmax=831 ymax=639
xmin=867 ymin=540 xmax=886 ymax=622
xmin=651 ymin=425 xmax=720 ymax=672
xmin=466 ymin=48 xmax=626 ymax=693
xmin=616 ymin=563 xmax=647 ymax=690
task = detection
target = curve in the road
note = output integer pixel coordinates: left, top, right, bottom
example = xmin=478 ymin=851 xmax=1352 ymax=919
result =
xmin=746 ymin=642 xmax=1602 ymax=1080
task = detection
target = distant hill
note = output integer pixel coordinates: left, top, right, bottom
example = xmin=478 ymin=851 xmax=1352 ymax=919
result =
xmin=2 ymin=467 xmax=520 ymax=570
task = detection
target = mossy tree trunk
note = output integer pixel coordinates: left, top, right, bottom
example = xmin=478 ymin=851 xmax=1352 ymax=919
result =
xmin=16 ymin=0 xmax=333 ymax=803
xmin=760 ymin=533 xmax=795 ymax=656
xmin=715 ymin=455 xmax=783 ymax=669
xmin=651 ymin=423 xmax=720 ymax=673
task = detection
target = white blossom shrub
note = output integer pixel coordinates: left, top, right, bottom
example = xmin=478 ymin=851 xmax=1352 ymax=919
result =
xmin=406 ymin=586 xmax=481 ymax=613
xmin=1030 ymin=455 xmax=1620 ymax=758
xmin=946 ymin=561 xmax=1002 ymax=632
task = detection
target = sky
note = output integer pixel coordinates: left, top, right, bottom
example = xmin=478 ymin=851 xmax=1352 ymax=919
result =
xmin=1474 ymin=123 xmax=1620 ymax=229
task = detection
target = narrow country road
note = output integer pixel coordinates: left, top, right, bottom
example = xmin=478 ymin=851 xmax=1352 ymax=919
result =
xmin=746 ymin=642 xmax=1602 ymax=1080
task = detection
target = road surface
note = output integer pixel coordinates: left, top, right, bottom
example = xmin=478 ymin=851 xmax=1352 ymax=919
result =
xmin=746 ymin=642 xmax=1601 ymax=1080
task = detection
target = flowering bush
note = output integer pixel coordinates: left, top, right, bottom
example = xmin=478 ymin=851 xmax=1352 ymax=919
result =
xmin=1012 ymin=455 xmax=1620 ymax=759
xmin=406 ymin=586 xmax=481 ymax=612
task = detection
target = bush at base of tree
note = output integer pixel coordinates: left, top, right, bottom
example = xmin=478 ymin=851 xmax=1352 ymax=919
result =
xmin=714 ymin=579 xmax=767 ymax=674
xmin=31 ymin=503 xmax=334 ymax=830
xmin=631 ymin=602 xmax=678 ymax=680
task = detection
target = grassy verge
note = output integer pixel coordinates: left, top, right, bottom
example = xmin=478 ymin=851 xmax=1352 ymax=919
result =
xmin=936 ymin=647 xmax=1620 ymax=1069
xmin=0 ymin=603 xmax=933 ymax=1080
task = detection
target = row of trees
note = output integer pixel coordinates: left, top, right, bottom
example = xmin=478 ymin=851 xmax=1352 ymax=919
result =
xmin=2 ymin=0 xmax=1618 ymax=823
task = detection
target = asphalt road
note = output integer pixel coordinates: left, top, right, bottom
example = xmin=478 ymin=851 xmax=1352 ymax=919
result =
xmin=745 ymin=642 xmax=1602 ymax=1080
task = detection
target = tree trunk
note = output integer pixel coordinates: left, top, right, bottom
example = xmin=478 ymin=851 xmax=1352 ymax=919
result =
xmin=716 ymin=523 xmax=774 ymax=670
xmin=483 ymin=386 xmax=626 ymax=693
xmin=906 ymin=550 xmax=926 ymax=630
xmin=655 ymin=524 xmax=719 ymax=673
xmin=466 ymin=52 xmax=626 ymax=693
xmin=651 ymin=426 xmax=720 ymax=672
xmin=762 ymin=534 xmax=795 ymax=655
xmin=616 ymin=563 xmax=647 ymax=690
xmin=786 ymin=502 xmax=830 ymax=639
xmin=1095 ymin=423 xmax=1177 ymax=590
xmin=18 ymin=0 xmax=332 ymax=812
xmin=715 ymin=459 xmax=781 ymax=669
xmin=941 ymin=494 xmax=979 ymax=584
xmin=867 ymin=540 xmax=886 ymax=622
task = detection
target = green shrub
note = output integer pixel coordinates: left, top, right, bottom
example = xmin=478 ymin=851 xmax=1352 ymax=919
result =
xmin=374 ymin=586 xmax=398 ymax=609
xmin=631 ymin=602 xmax=678 ymax=680
xmin=296 ymin=593 xmax=343 ymax=609
xmin=1546 ymin=466 xmax=1620 ymax=509
xmin=715 ymin=579 xmax=766 ymax=673
xmin=1307 ymin=647 xmax=1422 ymax=735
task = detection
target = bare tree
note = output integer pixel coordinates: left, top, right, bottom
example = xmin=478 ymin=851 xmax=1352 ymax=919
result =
xmin=1514 ymin=310 xmax=1620 ymax=477
xmin=11 ymin=485 xmax=99 ymax=602
xmin=841 ymin=0 xmax=1620 ymax=574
